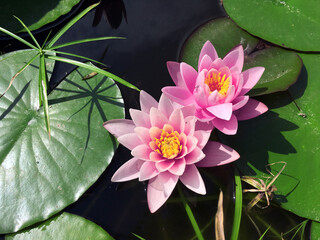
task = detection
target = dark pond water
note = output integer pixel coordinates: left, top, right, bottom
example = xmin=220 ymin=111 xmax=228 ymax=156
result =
xmin=0 ymin=0 xmax=310 ymax=239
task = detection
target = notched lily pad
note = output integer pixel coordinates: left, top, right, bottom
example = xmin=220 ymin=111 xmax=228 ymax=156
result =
xmin=0 ymin=50 xmax=124 ymax=233
xmin=5 ymin=212 xmax=115 ymax=240
xmin=223 ymin=0 xmax=320 ymax=51
xmin=179 ymin=17 xmax=302 ymax=96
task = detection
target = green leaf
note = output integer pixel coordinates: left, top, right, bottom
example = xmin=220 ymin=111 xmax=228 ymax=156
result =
xmin=179 ymin=18 xmax=302 ymax=96
xmin=47 ymin=55 xmax=140 ymax=91
xmin=0 ymin=0 xmax=81 ymax=36
xmin=230 ymin=167 xmax=242 ymax=240
xmin=46 ymin=2 xmax=99 ymax=49
xmin=223 ymin=0 xmax=320 ymax=51
xmin=5 ymin=212 xmax=115 ymax=240
xmin=310 ymin=221 xmax=320 ymax=240
xmin=0 ymin=50 xmax=124 ymax=233
xmin=218 ymin=53 xmax=320 ymax=221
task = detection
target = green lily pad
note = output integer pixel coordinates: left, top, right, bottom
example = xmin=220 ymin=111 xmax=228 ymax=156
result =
xmin=179 ymin=18 xmax=302 ymax=96
xmin=0 ymin=0 xmax=81 ymax=36
xmin=223 ymin=0 xmax=320 ymax=52
xmin=218 ymin=53 xmax=320 ymax=221
xmin=311 ymin=221 xmax=320 ymax=239
xmin=5 ymin=212 xmax=114 ymax=240
xmin=0 ymin=50 xmax=124 ymax=233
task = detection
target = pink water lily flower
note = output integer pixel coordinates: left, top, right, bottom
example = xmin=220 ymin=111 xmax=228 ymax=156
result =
xmin=103 ymin=91 xmax=239 ymax=213
xmin=162 ymin=41 xmax=268 ymax=135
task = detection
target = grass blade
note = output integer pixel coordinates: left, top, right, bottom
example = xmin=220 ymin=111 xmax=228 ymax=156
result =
xmin=44 ymin=50 xmax=108 ymax=68
xmin=13 ymin=16 xmax=41 ymax=49
xmin=46 ymin=55 xmax=140 ymax=91
xmin=42 ymin=30 xmax=52 ymax=49
xmin=0 ymin=53 xmax=39 ymax=98
xmin=231 ymin=167 xmax=243 ymax=240
xmin=258 ymin=226 xmax=271 ymax=240
xmin=46 ymin=36 xmax=124 ymax=50
xmin=46 ymin=2 xmax=99 ymax=49
xmin=39 ymin=55 xmax=50 ymax=137
xmin=0 ymin=26 xmax=38 ymax=50
xmin=132 ymin=233 xmax=146 ymax=240
xmin=178 ymin=184 xmax=204 ymax=240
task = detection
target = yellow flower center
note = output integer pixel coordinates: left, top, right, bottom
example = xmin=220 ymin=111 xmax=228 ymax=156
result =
xmin=154 ymin=129 xmax=182 ymax=159
xmin=204 ymin=71 xmax=230 ymax=96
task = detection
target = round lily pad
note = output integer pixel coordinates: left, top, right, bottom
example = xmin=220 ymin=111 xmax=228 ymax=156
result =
xmin=180 ymin=17 xmax=302 ymax=96
xmin=0 ymin=50 xmax=124 ymax=233
xmin=5 ymin=212 xmax=114 ymax=240
xmin=223 ymin=0 xmax=320 ymax=51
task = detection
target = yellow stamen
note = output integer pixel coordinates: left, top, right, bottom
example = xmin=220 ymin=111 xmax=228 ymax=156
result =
xmin=204 ymin=71 xmax=230 ymax=96
xmin=154 ymin=129 xmax=182 ymax=159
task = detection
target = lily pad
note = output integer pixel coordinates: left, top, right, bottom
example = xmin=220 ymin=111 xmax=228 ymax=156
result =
xmin=311 ymin=221 xmax=320 ymax=239
xmin=218 ymin=53 xmax=320 ymax=221
xmin=0 ymin=0 xmax=81 ymax=36
xmin=179 ymin=18 xmax=302 ymax=96
xmin=0 ymin=50 xmax=124 ymax=233
xmin=5 ymin=212 xmax=114 ymax=240
xmin=223 ymin=0 xmax=320 ymax=51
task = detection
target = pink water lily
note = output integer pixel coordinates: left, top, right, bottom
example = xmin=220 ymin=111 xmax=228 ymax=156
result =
xmin=162 ymin=41 xmax=268 ymax=135
xmin=104 ymin=91 xmax=239 ymax=213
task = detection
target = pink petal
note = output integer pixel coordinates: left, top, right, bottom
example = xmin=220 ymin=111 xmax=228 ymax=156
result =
xmin=181 ymin=63 xmax=197 ymax=93
xmin=130 ymin=109 xmax=151 ymax=128
xmin=195 ymin=121 xmax=214 ymax=132
xmin=167 ymin=61 xmax=184 ymax=87
xmin=234 ymin=73 xmax=244 ymax=98
xmin=198 ymin=41 xmax=218 ymax=70
xmin=195 ymin=108 xmax=214 ymax=121
xmin=150 ymin=107 xmax=168 ymax=128
xmin=239 ymin=67 xmax=265 ymax=96
xmin=211 ymin=114 xmax=238 ymax=135
xmin=147 ymin=173 xmax=179 ymax=213
xmin=180 ymin=105 xmax=196 ymax=118
xmin=103 ymin=119 xmax=135 ymax=138
xmin=232 ymin=96 xmax=249 ymax=111
xmin=186 ymin=135 xmax=198 ymax=154
xmin=118 ymin=133 xmax=142 ymax=150
xmin=149 ymin=152 xmax=166 ymax=162
xmin=139 ymin=162 xmax=159 ymax=181
xmin=209 ymin=58 xmax=225 ymax=70
xmin=184 ymin=116 xmax=196 ymax=136
xmin=193 ymin=85 xmax=208 ymax=107
xmin=111 ymin=157 xmax=142 ymax=182
xmin=169 ymin=108 xmax=184 ymax=133
xmin=208 ymin=90 xmax=218 ymax=105
xmin=199 ymin=54 xmax=213 ymax=72
xmin=156 ymin=160 xmax=175 ymax=172
xmin=158 ymin=93 xmax=174 ymax=118
xmin=180 ymin=165 xmax=206 ymax=195
xmin=168 ymin=158 xmax=186 ymax=176
xmin=196 ymin=141 xmax=240 ymax=167
xmin=140 ymin=90 xmax=158 ymax=113
xmin=234 ymin=99 xmax=268 ymax=120
xmin=131 ymin=144 xmax=153 ymax=160
xmin=185 ymin=146 xmax=205 ymax=165
xmin=206 ymin=103 xmax=233 ymax=120
xmin=224 ymin=85 xmax=235 ymax=103
xmin=134 ymin=127 xmax=151 ymax=145
xmin=193 ymin=130 xmax=210 ymax=149
xmin=162 ymin=86 xmax=195 ymax=106
xmin=222 ymin=45 xmax=244 ymax=73
xmin=149 ymin=126 xmax=162 ymax=139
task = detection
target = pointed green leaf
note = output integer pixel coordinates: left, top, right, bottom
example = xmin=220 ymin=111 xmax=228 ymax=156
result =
xmin=13 ymin=16 xmax=41 ymax=49
xmin=5 ymin=212 xmax=114 ymax=240
xmin=0 ymin=50 xmax=124 ymax=233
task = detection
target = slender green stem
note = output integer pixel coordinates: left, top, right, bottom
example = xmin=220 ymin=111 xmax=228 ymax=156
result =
xmin=14 ymin=16 xmax=41 ymax=49
xmin=46 ymin=36 xmax=124 ymax=50
xmin=258 ymin=226 xmax=270 ymax=240
xmin=39 ymin=54 xmax=50 ymax=137
xmin=46 ymin=2 xmax=100 ymax=48
xmin=231 ymin=167 xmax=242 ymax=240
xmin=177 ymin=185 xmax=204 ymax=240
xmin=46 ymin=55 xmax=140 ymax=91
xmin=0 ymin=26 xmax=38 ymax=50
